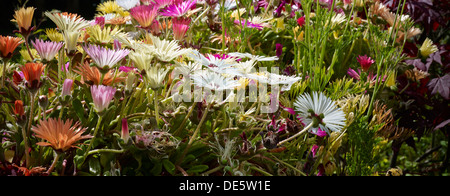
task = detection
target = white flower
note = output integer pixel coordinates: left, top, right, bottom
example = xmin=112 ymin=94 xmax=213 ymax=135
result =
xmin=191 ymin=70 xmax=240 ymax=92
xmin=294 ymin=92 xmax=346 ymax=134
xmin=188 ymin=50 xmax=240 ymax=75
xmin=145 ymin=66 xmax=169 ymax=90
xmin=148 ymin=34 xmax=190 ymax=62
xmin=174 ymin=61 xmax=202 ymax=77
xmin=228 ymin=52 xmax=278 ymax=62
xmin=45 ymin=12 xmax=90 ymax=32
xmin=246 ymin=71 xmax=301 ymax=91
xmin=129 ymin=50 xmax=153 ymax=71
xmin=116 ymin=0 xmax=140 ymax=10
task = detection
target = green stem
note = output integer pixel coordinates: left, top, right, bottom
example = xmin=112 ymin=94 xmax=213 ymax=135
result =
xmin=87 ymin=149 xmax=124 ymax=156
xmin=154 ymin=89 xmax=160 ymax=127
xmin=85 ymin=115 xmax=103 ymax=158
xmin=46 ymin=151 xmax=61 ymax=175
xmin=278 ymin=122 xmax=313 ymax=146
xmin=173 ymin=101 xmax=196 ymax=136
xmin=177 ymin=103 xmax=211 ymax=165
xmin=1 ymin=59 xmax=8 ymax=89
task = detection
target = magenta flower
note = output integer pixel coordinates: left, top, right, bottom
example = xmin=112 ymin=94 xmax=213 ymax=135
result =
xmin=357 ymin=55 xmax=375 ymax=72
xmin=297 ymin=16 xmax=305 ymax=27
xmin=83 ymin=44 xmax=129 ymax=69
xmin=121 ymin=118 xmax=130 ymax=143
xmin=347 ymin=68 xmax=386 ymax=83
xmin=311 ymin=144 xmax=319 ymax=157
xmin=160 ymin=0 xmax=196 ymax=17
xmin=234 ymin=19 xmax=264 ymax=30
xmin=172 ymin=17 xmax=191 ymax=41
xmin=31 ymin=39 xmax=63 ymax=61
xmin=62 ymin=79 xmax=74 ymax=97
xmin=129 ymin=4 xmax=159 ymax=28
xmin=276 ymin=43 xmax=283 ymax=57
xmin=90 ymin=85 xmax=117 ymax=113
xmin=151 ymin=0 xmax=174 ymax=9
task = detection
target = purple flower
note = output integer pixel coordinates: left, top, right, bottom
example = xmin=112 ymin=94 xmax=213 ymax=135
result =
xmin=31 ymin=39 xmax=63 ymax=61
xmin=311 ymin=144 xmax=319 ymax=157
xmin=234 ymin=19 xmax=263 ymax=30
xmin=160 ymin=0 xmax=196 ymax=17
xmin=347 ymin=68 xmax=386 ymax=83
xmin=62 ymin=79 xmax=73 ymax=97
xmin=90 ymin=85 xmax=117 ymax=113
xmin=276 ymin=43 xmax=283 ymax=57
xmin=83 ymin=44 xmax=130 ymax=69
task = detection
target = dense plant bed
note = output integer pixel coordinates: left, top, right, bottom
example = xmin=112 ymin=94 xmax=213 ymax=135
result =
xmin=0 ymin=0 xmax=449 ymax=176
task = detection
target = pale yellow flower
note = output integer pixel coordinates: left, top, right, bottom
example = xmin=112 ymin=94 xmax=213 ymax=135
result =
xmin=419 ymin=38 xmax=438 ymax=57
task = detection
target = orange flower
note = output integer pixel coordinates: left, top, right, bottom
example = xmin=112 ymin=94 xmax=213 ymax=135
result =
xmin=74 ymin=61 xmax=125 ymax=86
xmin=31 ymin=118 xmax=92 ymax=152
xmin=19 ymin=62 xmax=45 ymax=93
xmin=12 ymin=7 xmax=36 ymax=35
xmin=13 ymin=100 xmax=25 ymax=116
xmin=0 ymin=35 xmax=24 ymax=59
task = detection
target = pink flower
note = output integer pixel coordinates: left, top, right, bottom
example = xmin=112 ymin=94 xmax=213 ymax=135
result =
xmin=357 ymin=55 xmax=375 ymax=72
xmin=83 ymin=44 xmax=129 ymax=69
xmin=150 ymin=0 xmax=174 ymax=9
xmin=130 ymin=4 xmax=159 ymax=28
xmin=90 ymin=85 xmax=116 ymax=113
xmin=234 ymin=19 xmax=263 ymax=30
xmin=62 ymin=79 xmax=73 ymax=97
xmin=160 ymin=0 xmax=196 ymax=17
xmin=172 ymin=17 xmax=191 ymax=41
xmin=31 ymin=39 xmax=63 ymax=61
xmin=347 ymin=68 xmax=386 ymax=84
xmin=297 ymin=16 xmax=305 ymax=27
xmin=311 ymin=144 xmax=319 ymax=157
xmin=121 ymin=118 xmax=130 ymax=143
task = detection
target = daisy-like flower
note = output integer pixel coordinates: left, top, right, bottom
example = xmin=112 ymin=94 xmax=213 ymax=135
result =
xmin=45 ymin=28 xmax=64 ymax=42
xmin=129 ymin=4 xmax=159 ymax=28
xmin=85 ymin=25 xmax=125 ymax=45
xmin=62 ymin=31 xmax=80 ymax=56
xmin=160 ymin=0 xmax=196 ymax=18
xmin=188 ymin=50 xmax=239 ymax=75
xmin=419 ymin=38 xmax=438 ymax=58
xmin=90 ymin=84 xmax=117 ymax=113
xmin=151 ymin=0 xmax=174 ymax=9
xmin=44 ymin=12 xmax=90 ymax=32
xmin=31 ymin=39 xmax=63 ymax=61
xmin=172 ymin=17 xmax=191 ymax=41
xmin=116 ymin=0 xmax=140 ymax=10
xmin=83 ymin=44 xmax=130 ymax=69
xmin=31 ymin=118 xmax=92 ymax=152
xmin=0 ymin=35 xmax=24 ymax=59
xmin=356 ymin=55 xmax=375 ymax=72
xmin=12 ymin=7 xmax=36 ymax=36
xmin=294 ymin=91 xmax=346 ymax=134
xmin=228 ymin=52 xmax=278 ymax=62
xmin=74 ymin=61 xmax=125 ymax=86
xmin=234 ymin=19 xmax=264 ymax=30
xmin=149 ymin=35 xmax=190 ymax=62
xmin=191 ymin=70 xmax=240 ymax=92
xmin=145 ymin=66 xmax=169 ymax=90
xmin=19 ymin=62 xmax=46 ymax=94
xmin=129 ymin=50 xmax=154 ymax=71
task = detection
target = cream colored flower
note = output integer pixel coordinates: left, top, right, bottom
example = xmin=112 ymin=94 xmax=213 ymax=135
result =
xmin=419 ymin=38 xmax=438 ymax=57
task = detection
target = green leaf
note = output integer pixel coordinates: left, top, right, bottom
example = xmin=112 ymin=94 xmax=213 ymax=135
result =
xmin=186 ymin=165 xmax=209 ymax=174
xmin=150 ymin=160 xmax=163 ymax=176
xmin=72 ymin=98 xmax=86 ymax=124
xmin=162 ymin=159 xmax=175 ymax=175
xmin=89 ymin=157 xmax=101 ymax=176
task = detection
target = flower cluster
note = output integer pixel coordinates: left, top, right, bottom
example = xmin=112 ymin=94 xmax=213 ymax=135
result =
xmin=0 ymin=0 xmax=447 ymax=177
